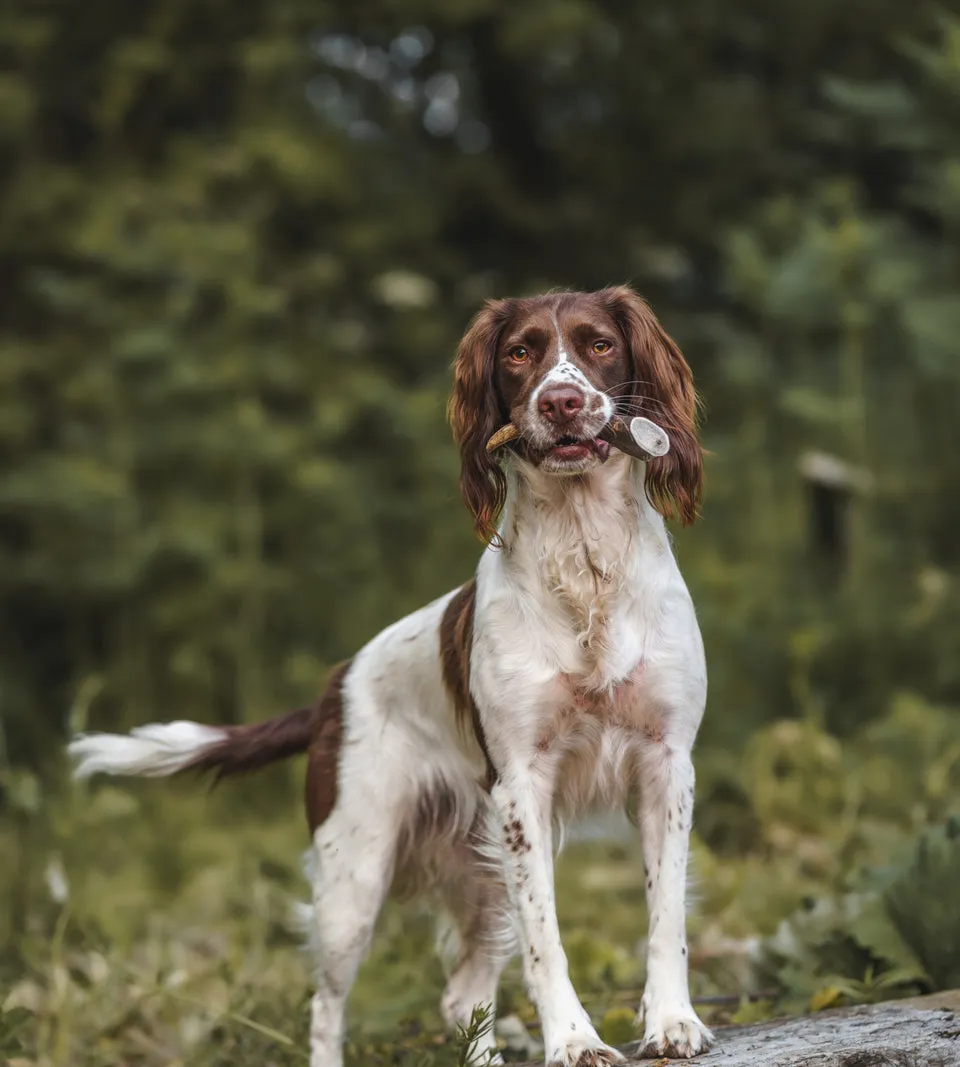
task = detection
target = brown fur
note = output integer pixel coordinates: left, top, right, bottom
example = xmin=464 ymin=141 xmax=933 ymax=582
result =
xmin=439 ymin=580 xmax=497 ymax=787
xmin=448 ymin=287 xmax=703 ymax=541
xmin=601 ymin=286 xmax=703 ymax=525
xmin=180 ymin=662 xmax=350 ymax=836
xmin=184 ymin=705 xmax=316 ymax=781
xmin=448 ymin=303 xmax=515 ymax=545
xmin=305 ymin=661 xmax=350 ymax=833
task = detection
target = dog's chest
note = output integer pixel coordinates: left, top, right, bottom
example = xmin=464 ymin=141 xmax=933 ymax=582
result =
xmin=535 ymin=533 xmax=674 ymax=689
xmin=543 ymin=665 xmax=668 ymax=815
xmin=534 ymin=548 xmax=697 ymax=737
xmin=530 ymin=500 xmax=652 ymax=681
xmin=553 ymin=655 xmax=661 ymax=731
xmin=546 ymin=548 xmax=617 ymax=665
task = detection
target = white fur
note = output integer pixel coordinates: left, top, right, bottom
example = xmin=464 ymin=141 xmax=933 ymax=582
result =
xmin=69 ymin=722 xmax=225 ymax=778
xmin=553 ymin=311 xmax=573 ymax=364
xmin=68 ymin=349 xmax=711 ymax=1067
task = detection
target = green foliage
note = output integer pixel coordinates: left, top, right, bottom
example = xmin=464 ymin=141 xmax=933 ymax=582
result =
xmin=3 ymin=1 xmax=960 ymax=1064
xmin=598 ymin=1006 xmax=636 ymax=1047
xmin=750 ymin=713 xmax=960 ymax=1013
xmin=0 ymin=0 xmax=956 ymax=773
xmin=454 ymin=1004 xmax=498 ymax=1067
xmin=883 ymin=817 xmax=960 ymax=991
xmin=2 ymin=694 xmax=959 ymax=1063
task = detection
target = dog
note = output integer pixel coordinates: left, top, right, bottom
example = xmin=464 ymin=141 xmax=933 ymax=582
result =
xmin=70 ymin=285 xmax=712 ymax=1066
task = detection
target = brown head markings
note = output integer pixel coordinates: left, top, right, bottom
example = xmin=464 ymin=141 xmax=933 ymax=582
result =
xmin=448 ymin=287 xmax=703 ymax=542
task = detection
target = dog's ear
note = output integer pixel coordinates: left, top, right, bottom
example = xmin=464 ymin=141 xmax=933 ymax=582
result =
xmin=448 ymin=299 xmax=513 ymax=544
xmin=602 ymin=286 xmax=703 ymax=524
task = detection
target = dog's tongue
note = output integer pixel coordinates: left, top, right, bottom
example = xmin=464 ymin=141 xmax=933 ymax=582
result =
xmin=593 ymin=438 xmax=611 ymax=461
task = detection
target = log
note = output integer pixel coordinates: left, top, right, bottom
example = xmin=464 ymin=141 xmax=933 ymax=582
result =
xmin=510 ymin=991 xmax=960 ymax=1066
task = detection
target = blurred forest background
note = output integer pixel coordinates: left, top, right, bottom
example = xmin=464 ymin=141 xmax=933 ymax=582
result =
xmin=2 ymin=1 xmax=960 ymax=1064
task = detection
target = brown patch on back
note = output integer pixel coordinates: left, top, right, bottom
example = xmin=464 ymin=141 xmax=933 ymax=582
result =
xmin=439 ymin=581 xmax=497 ymax=787
xmin=305 ymin=660 xmax=350 ymax=833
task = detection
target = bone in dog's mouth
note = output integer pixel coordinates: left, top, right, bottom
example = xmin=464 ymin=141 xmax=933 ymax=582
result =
xmin=486 ymin=415 xmax=670 ymax=462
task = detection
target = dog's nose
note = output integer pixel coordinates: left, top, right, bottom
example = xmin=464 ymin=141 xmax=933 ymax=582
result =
xmin=538 ymin=385 xmax=585 ymax=425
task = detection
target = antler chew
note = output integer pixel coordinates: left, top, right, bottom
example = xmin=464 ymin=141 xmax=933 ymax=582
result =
xmin=485 ymin=416 xmax=670 ymax=460
xmin=600 ymin=415 xmax=670 ymax=460
xmin=485 ymin=423 xmax=521 ymax=452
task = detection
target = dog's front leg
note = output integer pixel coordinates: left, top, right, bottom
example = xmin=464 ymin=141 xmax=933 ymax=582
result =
xmin=637 ymin=741 xmax=712 ymax=1058
xmin=489 ymin=764 xmax=623 ymax=1066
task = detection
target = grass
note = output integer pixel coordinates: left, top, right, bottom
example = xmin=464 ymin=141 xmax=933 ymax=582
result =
xmin=3 ymin=691 xmax=960 ymax=1065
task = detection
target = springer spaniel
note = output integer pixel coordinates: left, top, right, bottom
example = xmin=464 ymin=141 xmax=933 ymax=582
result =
xmin=70 ymin=286 xmax=711 ymax=1066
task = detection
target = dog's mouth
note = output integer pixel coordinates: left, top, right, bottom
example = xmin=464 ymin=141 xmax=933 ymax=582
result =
xmin=547 ymin=435 xmax=611 ymax=462
xmin=485 ymin=415 xmax=670 ymax=464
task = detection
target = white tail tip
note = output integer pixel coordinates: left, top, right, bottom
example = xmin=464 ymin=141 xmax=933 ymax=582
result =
xmin=68 ymin=721 xmax=226 ymax=779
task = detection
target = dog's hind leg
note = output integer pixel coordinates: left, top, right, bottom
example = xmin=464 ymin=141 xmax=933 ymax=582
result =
xmin=306 ymin=803 xmax=398 ymax=1067
xmin=435 ymin=831 xmax=515 ymax=1065
xmin=305 ymin=707 xmax=420 ymax=1067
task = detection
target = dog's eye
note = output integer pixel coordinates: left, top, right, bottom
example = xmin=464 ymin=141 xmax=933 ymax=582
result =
xmin=509 ymin=346 xmax=529 ymax=363
xmin=592 ymin=339 xmax=612 ymax=355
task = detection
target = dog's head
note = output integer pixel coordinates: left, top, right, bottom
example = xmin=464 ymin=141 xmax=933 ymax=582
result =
xmin=449 ymin=286 xmax=702 ymax=543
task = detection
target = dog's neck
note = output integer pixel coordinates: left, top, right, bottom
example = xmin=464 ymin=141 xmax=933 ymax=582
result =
xmin=500 ymin=453 xmax=660 ymax=562
xmin=491 ymin=456 xmax=670 ymax=676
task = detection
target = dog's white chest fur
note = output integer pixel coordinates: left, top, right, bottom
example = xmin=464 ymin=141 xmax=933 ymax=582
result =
xmin=471 ymin=456 xmax=706 ymax=836
xmin=488 ymin=457 xmax=696 ymax=694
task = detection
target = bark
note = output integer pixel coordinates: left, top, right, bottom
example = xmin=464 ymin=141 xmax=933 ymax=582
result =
xmin=515 ymin=991 xmax=960 ymax=1066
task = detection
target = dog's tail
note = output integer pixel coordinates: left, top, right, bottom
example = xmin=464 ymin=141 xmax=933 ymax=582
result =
xmin=68 ymin=707 xmax=315 ymax=783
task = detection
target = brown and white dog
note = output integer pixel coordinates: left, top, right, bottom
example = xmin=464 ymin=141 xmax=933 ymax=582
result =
xmin=70 ymin=286 xmax=711 ymax=1066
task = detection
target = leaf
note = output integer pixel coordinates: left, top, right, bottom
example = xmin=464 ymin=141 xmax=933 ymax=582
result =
xmin=809 ymin=985 xmax=844 ymax=1011
xmin=729 ymin=998 xmax=777 ymax=1025
xmin=847 ymin=894 xmax=925 ymax=975
xmin=884 ymin=821 xmax=960 ymax=989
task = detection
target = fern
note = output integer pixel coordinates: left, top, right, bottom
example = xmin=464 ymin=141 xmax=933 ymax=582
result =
xmin=454 ymin=1003 xmax=499 ymax=1067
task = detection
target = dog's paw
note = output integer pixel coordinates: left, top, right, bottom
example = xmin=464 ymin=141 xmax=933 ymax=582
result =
xmin=636 ymin=1006 xmax=713 ymax=1059
xmin=546 ymin=1033 xmax=624 ymax=1067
